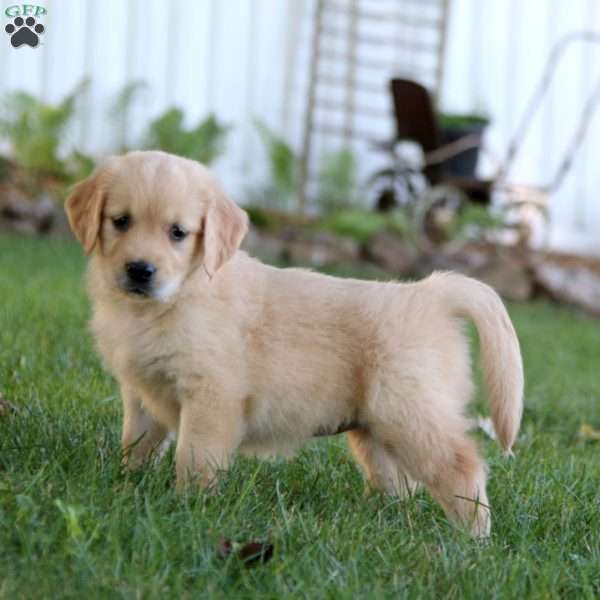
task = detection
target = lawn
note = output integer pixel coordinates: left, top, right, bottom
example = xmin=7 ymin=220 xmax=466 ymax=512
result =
xmin=1 ymin=233 xmax=600 ymax=599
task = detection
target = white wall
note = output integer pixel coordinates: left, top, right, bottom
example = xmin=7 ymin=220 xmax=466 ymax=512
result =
xmin=2 ymin=0 xmax=600 ymax=253
xmin=0 ymin=0 xmax=295 ymax=192
xmin=444 ymin=0 xmax=600 ymax=254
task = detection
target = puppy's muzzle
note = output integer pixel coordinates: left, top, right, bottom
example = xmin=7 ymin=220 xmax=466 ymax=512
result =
xmin=125 ymin=261 xmax=156 ymax=296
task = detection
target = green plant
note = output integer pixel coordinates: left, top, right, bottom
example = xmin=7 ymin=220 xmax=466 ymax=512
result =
xmin=0 ymin=155 xmax=13 ymax=182
xmin=0 ymin=79 xmax=92 ymax=190
xmin=254 ymin=122 xmax=359 ymax=213
xmin=321 ymin=208 xmax=412 ymax=243
xmin=253 ymin=121 xmax=300 ymax=210
xmin=65 ymin=149 xmax=96 ymax=184
xmin=109 ymin=80 xmax=148 ymax=152
xmin=144 ymin=108 xmax=229 ymax=165
xmin=321 ymin=209 xmax=387 ymax=243
xmin=438 ymin=112 xmax=490 ymax=129
xmin=316 ymin=148 xmax=357 ymax=211
xmin=446 ymin=203 xmax=504 ymax=240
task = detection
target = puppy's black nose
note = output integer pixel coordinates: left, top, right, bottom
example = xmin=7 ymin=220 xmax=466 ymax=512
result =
xmin=126 ymin=261 xmax=156 ymax=284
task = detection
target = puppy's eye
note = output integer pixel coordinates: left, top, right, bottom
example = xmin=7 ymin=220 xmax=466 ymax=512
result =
xmin=170 ymin=224 xmax=188 ymax=242
xmin=112 ymin=215 xmax=131 ymax=232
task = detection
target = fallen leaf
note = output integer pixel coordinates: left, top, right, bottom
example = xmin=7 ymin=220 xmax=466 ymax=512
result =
xmin=216 ymin=539 xmax=274 ymax=566
xmin=238 ymin=541 xmax=274 ymax=565
xmin=0 ymin=394 xmax=16 ymax=416
xmin=217 ymin=538 xmax=233 ymax=559
xmin=579 ymin=423 xmax=600 ymax=441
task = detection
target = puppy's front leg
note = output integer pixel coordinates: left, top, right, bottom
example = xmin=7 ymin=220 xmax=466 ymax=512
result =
xmin=121 ymin=386 xmax=168 ymax=470
xmin=175 ymin=383 xmax=243 ymax=491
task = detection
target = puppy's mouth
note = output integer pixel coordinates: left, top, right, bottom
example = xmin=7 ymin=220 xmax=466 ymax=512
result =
xmin=126 ymin=285 xmax=153 ymax=298
xmin=116 ymin=277 xmax=155 ymax=299
xmin=115 ymin=275 xmax=178 ymax=303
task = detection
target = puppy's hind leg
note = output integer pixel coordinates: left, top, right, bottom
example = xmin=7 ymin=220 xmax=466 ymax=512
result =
xmin=365 ymin=373 xmax=490 ymax=536
xmin=368 ymin=418 xmax=490 ymax=538
xmin=424 ymin=435 xmax=491 ymax=538
xmin=347 ymin=429 xmax=418 ymax=499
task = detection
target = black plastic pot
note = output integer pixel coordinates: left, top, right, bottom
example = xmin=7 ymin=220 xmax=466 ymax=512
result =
xmin=439 ymin=120 xmax=488 ymax=178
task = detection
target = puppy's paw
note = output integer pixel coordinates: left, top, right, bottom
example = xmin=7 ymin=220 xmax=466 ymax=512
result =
xmin=362 ymin=476 xmax=420 ymax=500
xmin=470 ymin=509 xmax=491 ymax=539
xmin=120 ymin=453 xmax=145 ymax=473
xmin=396 ymin=477 xmax=420 ymax=501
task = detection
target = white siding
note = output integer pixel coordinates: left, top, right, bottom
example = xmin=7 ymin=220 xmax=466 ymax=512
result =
xmin=1 ymin=0 xmax=600 ymax=252
xmin=445 ymin=0 xmax=600 ymax=254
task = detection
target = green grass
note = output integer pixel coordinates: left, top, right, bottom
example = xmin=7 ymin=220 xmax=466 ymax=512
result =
xmin=1 ymin=233 xmax=600 ymax=599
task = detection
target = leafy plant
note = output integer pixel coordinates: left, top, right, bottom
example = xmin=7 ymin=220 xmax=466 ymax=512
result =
xmin=145 ymin=108 xmax=229 ymax=165
xmin=244 ymin=205 xmax=277 ymax=230
xmin=321 ymin=209 xmax=386 ymax=242
xmin=65 ymin=149 xmax=96 ymax=183
xmin=0 ymin=79 xmax=91 ymax=188
xmin=254 ymin=122 xmax=359 ymax=213
xmin=321 ymin=208 xmax=412 ymax=243
xmin=109 ymin=80 xmax=148 ymax=152
xmin=0 ymin=155 xmax=14 ymax=183
xmin=316 ymin=148 xmax=357 ymax=211
xmin=449 ymin=203 xmax=504 ymax=239
xmin=253 ymin=121 xmax=299 ymax=210
xmin=438 ymin=112 xmax=490 ymax=130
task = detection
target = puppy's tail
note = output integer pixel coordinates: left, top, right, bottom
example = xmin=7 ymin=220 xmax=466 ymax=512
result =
xmin=430 ymin=272 xmax=524 ymax=454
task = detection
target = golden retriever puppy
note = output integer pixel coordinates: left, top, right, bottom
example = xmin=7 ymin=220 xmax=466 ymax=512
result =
xmin=65 ymin=150 xmax=523 ymax=537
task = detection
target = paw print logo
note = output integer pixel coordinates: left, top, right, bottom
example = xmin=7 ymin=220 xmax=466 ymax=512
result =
xmin=5 ymin=16 xmax=45 ymax=48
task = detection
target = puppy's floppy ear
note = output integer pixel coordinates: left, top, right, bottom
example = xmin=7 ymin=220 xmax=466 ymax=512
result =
xmin=64 ymin=171 xmax=105 ymax=254
xmin=202 ymin=185 xmax=248 ymax=278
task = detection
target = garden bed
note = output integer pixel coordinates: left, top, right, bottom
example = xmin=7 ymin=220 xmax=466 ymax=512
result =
xmin=4 ymin=193 xmax=600 ymax=317
xmin=243 ymin=209 xmax=600 ymax=315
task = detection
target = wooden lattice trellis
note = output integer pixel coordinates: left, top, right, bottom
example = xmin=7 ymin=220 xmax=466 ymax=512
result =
xmin=299 ymin=0 xmax=451 ymax=210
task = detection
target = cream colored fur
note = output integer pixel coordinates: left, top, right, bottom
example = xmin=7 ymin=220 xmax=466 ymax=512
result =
xmin=65 ymin=151 xmax=524 ymax=537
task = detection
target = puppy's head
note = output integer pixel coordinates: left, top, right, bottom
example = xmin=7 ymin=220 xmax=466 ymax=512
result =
xmin=65 ymin=151 xmax=248 ymax=302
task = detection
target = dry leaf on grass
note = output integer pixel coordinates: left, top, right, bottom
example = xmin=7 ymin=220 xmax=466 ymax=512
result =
xmin=579 ymin=423 xmax=600 ymax=441
xmin=0 ymin=393 xmax=16 ymax=416
xmin=217 ymin=538 xmax=234 ymax=559
xmin=238 ymin=541 xmax=274 ymax=565
xmin=217 ymin=538 xmax=274 ymax=566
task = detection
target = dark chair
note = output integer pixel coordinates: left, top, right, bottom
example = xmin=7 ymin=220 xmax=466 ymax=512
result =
xmin=388 ymin=78 xmax=492 ymax=204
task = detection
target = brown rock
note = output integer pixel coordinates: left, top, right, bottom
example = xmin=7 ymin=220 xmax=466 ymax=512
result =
xmin=533 ymin=255 xmax=600 ymax=316
xmin=284 ymin=230 xmax=359 ymax=267
xmin=242 ymin=228 xmax=286 ymax=261
xmin=413 ymin=242 xmax=533 ymax=301
xmin=363 ymin=232 xmax=418 ymax=275
xmin=0 ymin=186 xmax=56 ymax=234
